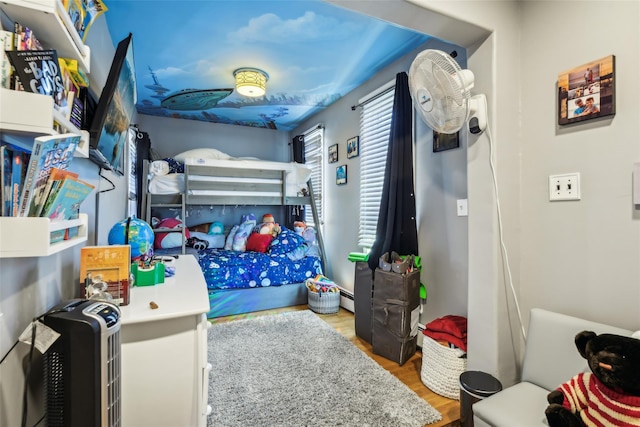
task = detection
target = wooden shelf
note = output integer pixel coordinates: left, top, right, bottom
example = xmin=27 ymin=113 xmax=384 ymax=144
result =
xmin=0 ymin=88 xmax=89 ymax=157
xmin=0 ymin=213 xmax=88 ymax=257
xmin=0 ymin=0 xmax=91 ymax=73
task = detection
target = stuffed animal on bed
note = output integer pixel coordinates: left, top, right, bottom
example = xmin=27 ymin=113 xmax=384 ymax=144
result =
xmin=293 ymin=221 xmax=321 ymax=258
xmin=545 ymin=330 xmax=640 ymax=427
xmin=155 ymin=218 xmax=190 ymax=249
xmin=257 ymin=214 xmax=281 ymax=237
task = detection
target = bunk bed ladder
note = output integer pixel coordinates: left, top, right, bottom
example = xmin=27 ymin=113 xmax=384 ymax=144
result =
xmin=306 ymin=180 xmax=327 ymax=267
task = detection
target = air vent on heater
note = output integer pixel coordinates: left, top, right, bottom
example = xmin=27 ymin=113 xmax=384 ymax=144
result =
xmin=43 ymin=299 xmax=121 ymax=427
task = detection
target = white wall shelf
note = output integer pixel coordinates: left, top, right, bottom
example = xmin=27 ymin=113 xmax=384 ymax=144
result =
xmin=0 ymin=0 xmax=91 ymax=73
xmin=0 ymin=88 xmax=89 ymax=157
xmin=0 ymin=213 xmax=88 ymax=257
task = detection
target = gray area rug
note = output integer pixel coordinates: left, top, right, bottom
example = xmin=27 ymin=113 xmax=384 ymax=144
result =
xmin=208 ymin=310 xmax=441 ymax=426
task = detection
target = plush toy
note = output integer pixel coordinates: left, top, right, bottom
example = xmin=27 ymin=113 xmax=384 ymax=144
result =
xmin=208 ymin=221 xmax=224 ymax=235
xmin=545 ymin=331 xmax=640 ymax=427
xmin=293 ymin=220 xmax=307 ymax=235
xmin=155 ymin=218 xmax=190 ymax=249
xmin=292 ymin=220 xmax=320 ymax=258
xmin=258 ymin=213 xmax=281 ymax=237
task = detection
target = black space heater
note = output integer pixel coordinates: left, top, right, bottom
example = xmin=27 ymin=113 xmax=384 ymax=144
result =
xmin=42 ymin=299 xmax=121 ymax=427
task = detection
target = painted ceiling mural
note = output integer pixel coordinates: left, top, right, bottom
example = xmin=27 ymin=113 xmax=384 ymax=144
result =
xmin=104 ymin=1 xmax=430 ymax=131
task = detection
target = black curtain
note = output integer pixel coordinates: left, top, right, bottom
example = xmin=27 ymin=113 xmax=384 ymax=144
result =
xmin=135 ymin=130 xmax=152 ymax=219
xmin=367 ymin=71 xmax=418 ymax=271
xmin=286 ymin=134 xmax=306 ymax=227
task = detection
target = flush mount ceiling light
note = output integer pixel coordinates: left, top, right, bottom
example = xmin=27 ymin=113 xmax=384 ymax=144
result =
xmin=233 ymin=67 xmax=269 ymax=97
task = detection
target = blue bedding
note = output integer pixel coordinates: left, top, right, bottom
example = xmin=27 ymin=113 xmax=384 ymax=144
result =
xmin=197 ymin=249 xmax=323 ymax=290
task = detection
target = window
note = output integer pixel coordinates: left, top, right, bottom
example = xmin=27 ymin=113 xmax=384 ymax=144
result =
xmin=358 ymin=81 xmax=395 ymax=250
xmin=304 ymin=126 xmax=324 ymax=228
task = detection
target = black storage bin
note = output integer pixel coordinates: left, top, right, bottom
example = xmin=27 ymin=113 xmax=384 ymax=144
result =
xmin=354 ymin=261 xmax=373 ymax=343
xmin=371 ymin=319 xmax=418 ymax=365
xmin=371 ymin=268 xmax=421 ymax=365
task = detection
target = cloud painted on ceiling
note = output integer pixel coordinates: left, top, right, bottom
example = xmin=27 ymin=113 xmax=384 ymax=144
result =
xmin=104 ymin=1 xmax=430 ymax=130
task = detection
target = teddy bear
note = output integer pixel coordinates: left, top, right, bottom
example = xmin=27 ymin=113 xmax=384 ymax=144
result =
xmin=545 ymin=330 xmax=640 ymax=427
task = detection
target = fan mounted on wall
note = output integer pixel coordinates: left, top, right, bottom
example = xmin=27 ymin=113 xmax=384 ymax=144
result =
xmin=408 ymin=49 xmax=487 ymax=135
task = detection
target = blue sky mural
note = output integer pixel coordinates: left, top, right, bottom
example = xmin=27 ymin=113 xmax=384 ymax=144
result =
xmin=104 ymin=1 xmax=430 ymax=130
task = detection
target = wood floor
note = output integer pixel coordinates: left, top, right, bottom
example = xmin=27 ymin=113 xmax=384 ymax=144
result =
xmin=211 ymin=305 xmax=461 ymax=427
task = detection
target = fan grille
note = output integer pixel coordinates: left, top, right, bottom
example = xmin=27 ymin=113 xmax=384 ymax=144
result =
xmin=409 ymin=49 xmax=473 ymax=133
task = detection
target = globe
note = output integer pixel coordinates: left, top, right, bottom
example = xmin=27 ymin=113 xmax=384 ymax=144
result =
xmin=108 ymin=217 xmax=155 ymax=259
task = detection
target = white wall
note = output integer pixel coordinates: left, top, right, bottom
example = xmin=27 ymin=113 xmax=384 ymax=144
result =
xmin=137 ymin=114 xmax=290 ymax=162
xmin=518 ymin=1 xmax=640 ymax=327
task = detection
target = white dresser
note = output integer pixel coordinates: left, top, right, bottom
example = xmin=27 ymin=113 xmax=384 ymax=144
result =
xmin=118 ymin=254 xmax=211 ymax=427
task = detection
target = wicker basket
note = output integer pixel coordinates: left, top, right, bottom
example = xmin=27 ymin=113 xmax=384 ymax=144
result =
xmin=307 ymin=289 xmax=340 ymax=314
xmin=420 ymin=336 xmax=468 ymax=399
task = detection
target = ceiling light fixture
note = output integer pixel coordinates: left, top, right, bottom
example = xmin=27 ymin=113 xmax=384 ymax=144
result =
xmin=233 ymin=67 xmax=269 ymax=97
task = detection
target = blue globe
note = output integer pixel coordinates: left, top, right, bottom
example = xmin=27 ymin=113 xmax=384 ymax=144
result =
xmin=108 ymin=217 xmax=155 ymax=259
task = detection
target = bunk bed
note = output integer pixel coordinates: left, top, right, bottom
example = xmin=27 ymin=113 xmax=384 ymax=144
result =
xmin=144 ymin=153 xmax=325 ymax=319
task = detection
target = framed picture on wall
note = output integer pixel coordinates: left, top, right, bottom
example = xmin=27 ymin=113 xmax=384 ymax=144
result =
xmin=328 ymin=144 xmax=338 ymax=163
xmin=433 ymin=131 xmax=460 ymax=152
xmin=336 ymin=164 xmax=347 ymax=185
xmin=557 ymin=55 xmax=615 ymax=126
xmin=347 ymin=136 xmax=359 ymax=158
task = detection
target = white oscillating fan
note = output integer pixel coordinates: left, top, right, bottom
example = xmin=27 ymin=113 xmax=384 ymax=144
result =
xmin=408 ymin=49 xmax=487 ymax=134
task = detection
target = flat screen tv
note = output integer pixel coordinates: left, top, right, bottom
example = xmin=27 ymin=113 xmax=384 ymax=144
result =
xmin=88 ymin=33 xmax=136 ymax=173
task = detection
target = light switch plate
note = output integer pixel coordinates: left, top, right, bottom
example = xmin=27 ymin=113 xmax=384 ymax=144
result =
xmin=456 ymin=199 xmax=468 ymax=216
xmin=633 ymin=163 xmax=640 ymax=206
xmin=549 ymin=173 xmax=581 ymax=201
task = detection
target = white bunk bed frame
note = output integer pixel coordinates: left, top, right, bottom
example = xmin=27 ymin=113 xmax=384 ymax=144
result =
xmin=144 ymin=159 xmax=325 ymax=318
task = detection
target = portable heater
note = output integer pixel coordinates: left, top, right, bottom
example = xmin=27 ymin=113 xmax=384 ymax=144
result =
xmin=43 ymin=299 xmax=121 ymax=427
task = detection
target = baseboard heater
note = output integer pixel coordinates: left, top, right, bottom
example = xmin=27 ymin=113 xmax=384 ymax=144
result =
xmin=43 ymin=299 xmax=122 ymax=427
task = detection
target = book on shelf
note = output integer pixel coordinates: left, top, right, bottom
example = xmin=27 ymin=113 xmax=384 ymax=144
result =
xmin=10 ymin=150 xmax=28 ymax=217
xmin=80 ymin=245 xmax=131 ymax=306
xmin=6 ymin=49 xmax=69 ymax=116
xmin=66 ymin=0 xmax=108 ymax=42
xmin=40 ymin=175 xmax=94 ymax=221
xmin=17 ymin=133 xmax=80 ymax=217
xmin=69 ymin=95 xmax=84 ymax=128
xmin=11 ymin=22 xmax=44 ymax=91
xmin=32 ymin=167 xmax=78 ymax=217
xmin=66 ymin=0 xmax=86 ymax=36
xmin=59 ymin=57 xmax=89 ymax=89
xmin=1 ymin=145 xmax=12 ymax=216
xmin=0 ymin=30 xmax=13 ymax=89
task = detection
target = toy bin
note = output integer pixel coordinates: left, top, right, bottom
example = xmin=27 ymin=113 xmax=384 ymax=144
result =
xmin=306 ymin=276 xmax=340 ymax=314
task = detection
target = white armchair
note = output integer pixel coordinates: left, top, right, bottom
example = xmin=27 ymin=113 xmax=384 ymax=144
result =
xmin=472 ymin=308 xmax=633 ymax=427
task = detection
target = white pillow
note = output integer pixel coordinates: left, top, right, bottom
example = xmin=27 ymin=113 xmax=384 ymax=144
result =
xmin=190 ymin=232 xmax=225 ymax=249
xmin=173 ymin=148 xmax=231 ymax=163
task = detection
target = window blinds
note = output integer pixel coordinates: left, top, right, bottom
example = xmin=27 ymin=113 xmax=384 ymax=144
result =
xmin=304 ymin=126 xmax=324 ymax=227
xmin=358 ymin=83 xmax=395 ymax=249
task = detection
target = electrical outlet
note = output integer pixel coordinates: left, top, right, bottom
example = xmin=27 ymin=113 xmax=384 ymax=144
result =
xmin=549 ymin=173 xmax=581 ymax=201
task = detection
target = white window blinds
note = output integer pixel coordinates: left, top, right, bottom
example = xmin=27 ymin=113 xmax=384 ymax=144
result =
xmin=304 ymin=126 xmax=323 ymax=227
xmin=358 ymin=82 xmax=395 ymax=249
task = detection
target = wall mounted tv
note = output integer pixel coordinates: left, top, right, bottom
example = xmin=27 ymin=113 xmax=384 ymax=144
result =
xmin=88 ymin=33 xmax=136 ymax=174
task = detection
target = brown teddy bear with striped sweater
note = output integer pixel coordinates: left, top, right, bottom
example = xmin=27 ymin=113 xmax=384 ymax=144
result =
xmin=545 ymin=331 xmax=640 ymax=427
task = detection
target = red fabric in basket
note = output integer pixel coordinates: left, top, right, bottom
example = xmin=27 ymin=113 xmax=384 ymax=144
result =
xmin=423 ymin=315 xmax=468 ymax=352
